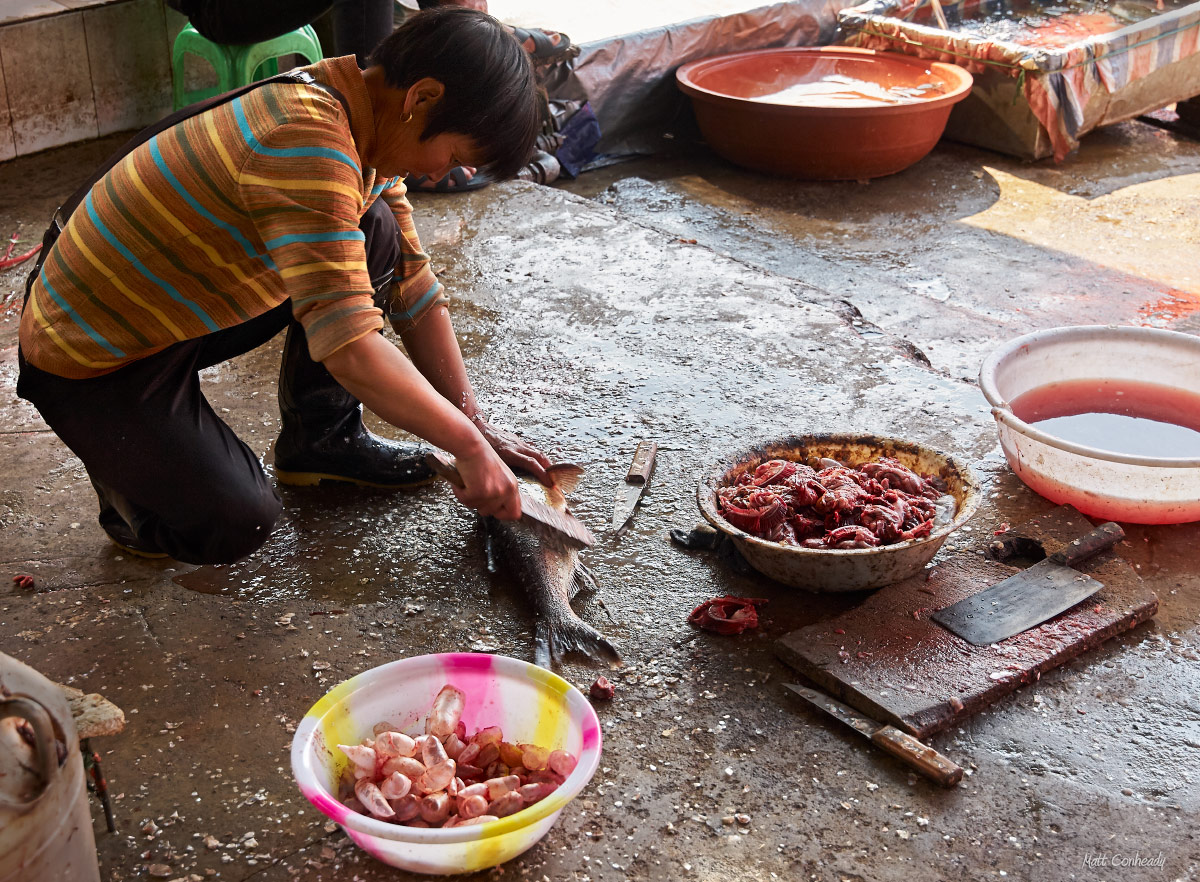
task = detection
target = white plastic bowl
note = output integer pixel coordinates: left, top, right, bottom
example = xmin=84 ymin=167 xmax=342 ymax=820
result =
xmin=290 ymin=653 xmax=602 ymax=875
xmin=980 ymin=325 xmax=1200 ymax=524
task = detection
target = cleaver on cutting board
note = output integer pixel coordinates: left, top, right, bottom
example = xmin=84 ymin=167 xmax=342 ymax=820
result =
xmin=931 ymin=522 xmax=1125 ymax=645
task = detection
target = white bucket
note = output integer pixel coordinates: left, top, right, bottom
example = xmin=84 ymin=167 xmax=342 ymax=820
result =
xmin=0 ymin=652 xmax=101 ymax=882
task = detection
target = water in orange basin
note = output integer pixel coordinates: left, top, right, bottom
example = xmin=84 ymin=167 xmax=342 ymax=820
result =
xmin=754 ymin=74 xmax=950 ymax=107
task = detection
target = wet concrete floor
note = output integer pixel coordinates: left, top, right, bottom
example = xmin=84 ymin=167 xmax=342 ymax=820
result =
xmin=2 ymin=116 xmax=1200 ymax=882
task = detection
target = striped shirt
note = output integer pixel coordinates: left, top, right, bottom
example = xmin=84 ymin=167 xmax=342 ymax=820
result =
xmin=19 ymin=55 xmax=444 ymax=379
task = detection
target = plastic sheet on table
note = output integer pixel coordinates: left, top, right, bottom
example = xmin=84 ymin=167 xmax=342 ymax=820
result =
xmin=543 ymin=0 xmax=845 ymax=156
xmin=838 ymin=0 xmax=1200 ymax=159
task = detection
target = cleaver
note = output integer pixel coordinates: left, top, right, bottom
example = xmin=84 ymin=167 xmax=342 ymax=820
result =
xmin=932 ymin=522 xmax=1125 ymax=646
xmin=425 ymin=452 xmax=596 ymax=549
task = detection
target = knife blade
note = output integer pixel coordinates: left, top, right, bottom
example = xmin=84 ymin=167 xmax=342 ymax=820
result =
xmin=611 ymin=440 xmax=657 ymax=532
xmin=783 ymin=683 xmax=963 ymax=787
xmin=931 ymin=522 xmax=1123 ymax=645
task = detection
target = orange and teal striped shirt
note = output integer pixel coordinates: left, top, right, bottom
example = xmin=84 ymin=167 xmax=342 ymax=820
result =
xmin=20 ymin=55 xmax=444 ymax=379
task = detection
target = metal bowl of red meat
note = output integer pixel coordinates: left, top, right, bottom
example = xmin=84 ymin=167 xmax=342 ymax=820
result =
xmin=697 ymin=434 xmax=981 ymax=592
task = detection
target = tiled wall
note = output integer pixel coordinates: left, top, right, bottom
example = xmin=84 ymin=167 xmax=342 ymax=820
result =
xmin=0 ymin=0 xmax=187 ymax=160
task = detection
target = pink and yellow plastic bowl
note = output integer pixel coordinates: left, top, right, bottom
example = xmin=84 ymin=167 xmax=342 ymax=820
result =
xmin=289 ymin=653 xmax=602 ymax=875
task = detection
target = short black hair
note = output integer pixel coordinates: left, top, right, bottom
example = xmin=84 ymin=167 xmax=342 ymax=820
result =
xmin=369 ymin=7 xmax=539 ymax=181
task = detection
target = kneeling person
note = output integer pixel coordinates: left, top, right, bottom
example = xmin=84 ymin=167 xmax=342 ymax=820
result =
xmin=17 ymin=8 xmax=550 ymax=564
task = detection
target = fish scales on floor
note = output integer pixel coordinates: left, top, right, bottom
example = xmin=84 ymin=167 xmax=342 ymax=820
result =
xmin=483 ymin=464 xmax=620 ymax=670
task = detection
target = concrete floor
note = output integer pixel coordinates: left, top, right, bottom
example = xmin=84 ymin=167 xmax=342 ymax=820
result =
xmin=2 ymin=108 xmax=1200 ymax=881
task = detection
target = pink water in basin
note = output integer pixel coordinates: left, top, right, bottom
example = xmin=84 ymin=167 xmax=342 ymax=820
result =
xmin=676 ymin=47 xmax=973 ymax=179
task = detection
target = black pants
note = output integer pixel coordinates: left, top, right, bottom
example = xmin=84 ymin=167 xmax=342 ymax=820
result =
xmin=17 ymin=199 xmax=402 ymax=565
xmin=174 ymin=0 xmax=393 ymax=66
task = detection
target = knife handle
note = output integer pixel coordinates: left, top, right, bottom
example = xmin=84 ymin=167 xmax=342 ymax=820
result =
xmin=1047 ymin=522 xmax=1124 ymax=568
xmin=627 ymin=441 xmax=657 ymax=484
xmin=425 ymin=451 xmax=465 ymax=489
xmin=870 ymin=726 xmax=964 ymax=787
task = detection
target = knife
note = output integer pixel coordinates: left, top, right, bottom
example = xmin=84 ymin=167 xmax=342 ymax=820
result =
xmin=783 ymin=683 xmax=963 ymax=787
xmin=931 ymin=522 xmax=1124 ymax=646
xmin=611 ymin=440 xmax=657 ymax=532
xmin=425 ymin=452 xmax=595 ymax=549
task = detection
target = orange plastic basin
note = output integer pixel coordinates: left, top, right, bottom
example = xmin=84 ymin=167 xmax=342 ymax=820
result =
xmin=676 ymin=47 xmax=973 ymax=180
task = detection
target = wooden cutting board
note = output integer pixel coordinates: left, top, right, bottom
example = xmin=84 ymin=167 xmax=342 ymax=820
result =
xmin=775 ymin=506 xmax=1158 ymax=739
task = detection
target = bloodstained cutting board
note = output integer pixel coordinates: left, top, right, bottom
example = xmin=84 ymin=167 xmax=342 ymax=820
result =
xmin=776 ymin=506 xmax=1158 ymax=739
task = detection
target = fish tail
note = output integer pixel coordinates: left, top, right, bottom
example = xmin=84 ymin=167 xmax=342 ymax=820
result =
xmin=543 ymin=614 xmax=621 ymax=668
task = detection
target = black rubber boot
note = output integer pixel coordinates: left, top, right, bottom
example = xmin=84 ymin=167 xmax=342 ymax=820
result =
xmin=273 ymin=320 xmax=436 ymax=489
xmin=91 ymin=479 xmax=169 ymax=559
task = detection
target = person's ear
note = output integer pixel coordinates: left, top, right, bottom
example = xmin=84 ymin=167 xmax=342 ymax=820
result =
xmin=403 ymin=77 xmax=446 ymax=116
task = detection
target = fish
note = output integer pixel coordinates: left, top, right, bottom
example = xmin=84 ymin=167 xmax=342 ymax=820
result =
xmin=483 ymin=464 xmax=620 ymax=670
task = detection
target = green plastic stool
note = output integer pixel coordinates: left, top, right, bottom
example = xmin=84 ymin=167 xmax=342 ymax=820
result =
xmin=171 ymin=23 xmax=323 ymax=109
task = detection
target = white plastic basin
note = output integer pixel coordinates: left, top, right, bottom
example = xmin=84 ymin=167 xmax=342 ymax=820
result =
xmin=290 ymin=653 xmax=601 ymax=875
xmin=980 ymin=325 xmax=1200 ymax=524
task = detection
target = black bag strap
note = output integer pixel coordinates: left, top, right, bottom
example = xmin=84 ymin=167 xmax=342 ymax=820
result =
xmin=25 ymin=70 xmax=350 ymax=301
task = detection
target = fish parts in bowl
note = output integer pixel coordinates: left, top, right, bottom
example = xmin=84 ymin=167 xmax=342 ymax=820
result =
xmin=676 ymin=46 xmax=973 ymax=179
xmin=696 ymin=434 xmax=981 ymax=592
xmin=290 ymin=653 xmax=601 ymax=875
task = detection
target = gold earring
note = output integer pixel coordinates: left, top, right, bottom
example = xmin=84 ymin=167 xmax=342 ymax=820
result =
xmin=400 ymin=111 xmax=413 ymax=124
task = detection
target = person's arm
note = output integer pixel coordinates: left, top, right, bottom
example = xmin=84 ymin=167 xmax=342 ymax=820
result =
xmin=322 ymin=332 xmax=522 ymax=519
xmin=236 ymin=95 xmax=523 ymax=514
xmin=399 ymin=304 xmax=554 ymax=485
xmin=376 ymin=176 xmax=554 ymax=485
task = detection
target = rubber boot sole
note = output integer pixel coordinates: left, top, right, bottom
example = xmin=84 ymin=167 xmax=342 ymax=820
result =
xmin=107 ymin=535 xmax=170 ymax=559
xmin=275 ymin=469 xmax=439 ymax=490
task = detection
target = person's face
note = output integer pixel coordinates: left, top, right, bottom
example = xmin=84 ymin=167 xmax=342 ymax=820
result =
xmin=369 ymin=75 xmax=486 ymax=179
xmin=396 ymin=130 xmax=485 ymax=181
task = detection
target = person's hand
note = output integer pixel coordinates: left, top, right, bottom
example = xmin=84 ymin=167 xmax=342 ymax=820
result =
xmin=451 ymin=443 xmax=522 ymax=520
xmin=472 ymin=416 xmax=554 ymax=486
xmin=440 ymin=0 xmax=488 ymax=9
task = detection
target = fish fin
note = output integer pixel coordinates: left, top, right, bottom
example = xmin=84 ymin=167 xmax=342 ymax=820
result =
xmin=534 ymin=620 xmax=553 ymax=670
xmin=482 ymin=516 xmax=500 ymax=574
xmin=546 ymin=615 xmax=621 ymax=669
xmin=541 ymin=483 xmax=567 ymax=510
xmin=570 ymin=562 xmax=600 ymax=602
xmin=526 ymin=463 xmax=585 ymax=510
xmin=571 ymin=564 xmax=616 ymax=624
xmin=546 ymin=463 xmax=585 ymax=495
